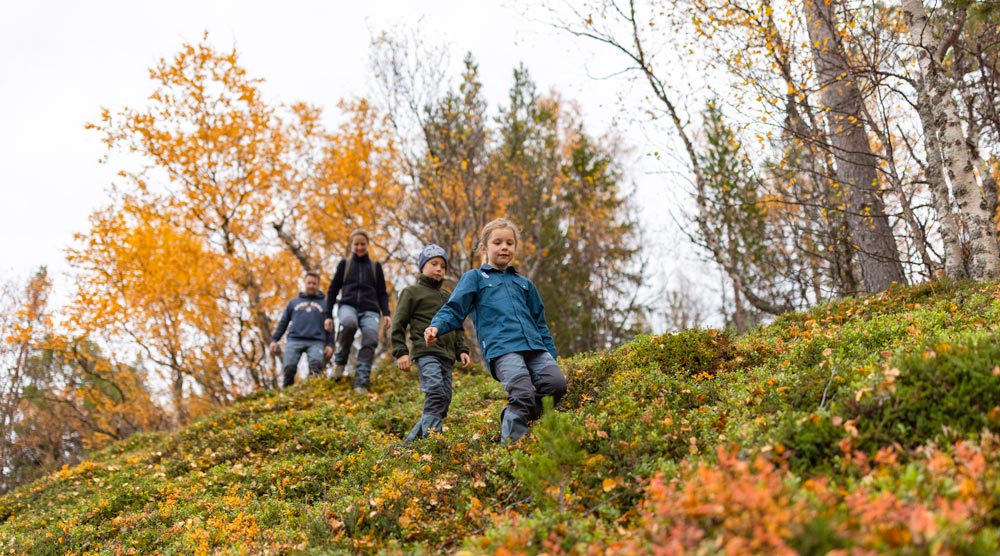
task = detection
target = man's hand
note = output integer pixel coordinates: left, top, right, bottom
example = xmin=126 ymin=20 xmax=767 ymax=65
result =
xmin=324 ymin=318 xmax=334 ymax=332
xmin=381 ymin=315 xmax=392 ymax=331
xmin=397 ymin=354 xmax=411 ymax=371
xmin=324 ymin=345 xmax=333 ymax=360
xmin=268 ymin=341 xmax=278 ymax=354
xmin=460 ymin=353 xmax=472 ymax=368
xmin=424 ymin=326 xmax=438 ymax=345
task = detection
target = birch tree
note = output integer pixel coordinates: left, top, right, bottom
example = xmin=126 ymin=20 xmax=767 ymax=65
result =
xmin=902 ymin=0 xmax=1000 ymax=280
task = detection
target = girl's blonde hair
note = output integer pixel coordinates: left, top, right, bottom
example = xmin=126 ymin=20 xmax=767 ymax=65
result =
xmin=478 ymin=218 xmax=520 ymax=256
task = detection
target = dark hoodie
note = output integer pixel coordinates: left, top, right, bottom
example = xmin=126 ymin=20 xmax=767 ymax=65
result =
xmin=272 ymin=292 xmax=334 ymax=345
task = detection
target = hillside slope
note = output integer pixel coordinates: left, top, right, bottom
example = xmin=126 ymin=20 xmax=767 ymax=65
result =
xmin=2 ymin=280 xmax=1000 ymax=555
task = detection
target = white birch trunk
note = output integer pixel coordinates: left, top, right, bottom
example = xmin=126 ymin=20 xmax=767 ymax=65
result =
xmin=919 ymin=101 xmax=968 ymax=280
xmin=902 ymin=0 xmax=999 ymax=280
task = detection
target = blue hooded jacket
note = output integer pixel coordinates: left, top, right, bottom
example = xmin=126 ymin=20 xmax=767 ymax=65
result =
xmin=429 ymin=264 xmax=557 ymax=363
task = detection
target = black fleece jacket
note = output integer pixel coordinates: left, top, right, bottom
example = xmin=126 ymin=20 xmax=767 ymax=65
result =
xmin=324 ymin=254 xmax=391 ymax=317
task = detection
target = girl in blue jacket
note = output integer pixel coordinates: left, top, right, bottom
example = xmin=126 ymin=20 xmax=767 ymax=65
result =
xmin=425 ymin=218 xmax=567 ymax=444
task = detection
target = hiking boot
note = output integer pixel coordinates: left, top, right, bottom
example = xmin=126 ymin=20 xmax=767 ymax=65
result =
xmin=353 ymin=386 xmax=369 ymax=396
xmin=331 ymin=364 xmax=346 ymax=380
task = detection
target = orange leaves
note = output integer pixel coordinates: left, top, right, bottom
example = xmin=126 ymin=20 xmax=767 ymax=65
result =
xmin=68 ymin=209 xmax=224 ymax=347
xmin=592 ymin=437 xmax=1000 ymax=555
xmin=842 ymin=461 xmax=966 ymax=548
xmin=305 ymin=98 xmax=402 ymax=259
xmin=617 ymin=446 xmax=805 ymax=555
xmin=93 ymin=37 xmax=288 ymax=254
xmin=601 ymin=476 xmax=625 ymax=493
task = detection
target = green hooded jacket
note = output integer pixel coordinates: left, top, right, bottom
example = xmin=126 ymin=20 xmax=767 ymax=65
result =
xmin=391 ymin=274 xmax=468 ymax=363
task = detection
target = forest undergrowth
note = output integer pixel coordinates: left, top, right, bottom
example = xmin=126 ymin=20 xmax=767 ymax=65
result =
xmin=2 ymin=279 xmax=1000 ymax=555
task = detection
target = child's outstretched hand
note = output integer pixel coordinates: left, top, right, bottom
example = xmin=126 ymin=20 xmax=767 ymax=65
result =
xmin=396 ymin=354 xmax=411 ymax=371
xmin=459 ymin=353 xmax=472 ymax=368
xmin=424 ymin=326 xmax=438 ymax=345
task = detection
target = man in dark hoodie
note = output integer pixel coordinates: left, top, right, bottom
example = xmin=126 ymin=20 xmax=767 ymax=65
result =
xmin=270 ymin=270 xmax=334 ymax=388
xmin=324 ymin=229 xmax=391 ymax=395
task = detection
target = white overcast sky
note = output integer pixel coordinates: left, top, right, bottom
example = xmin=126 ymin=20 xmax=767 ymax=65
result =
xmin=1 ymin=0 xmax=700 ymax=323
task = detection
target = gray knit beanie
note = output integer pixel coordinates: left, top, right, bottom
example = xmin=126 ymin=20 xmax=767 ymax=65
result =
xmin=417 ymin=243 xmax=448 ymax=271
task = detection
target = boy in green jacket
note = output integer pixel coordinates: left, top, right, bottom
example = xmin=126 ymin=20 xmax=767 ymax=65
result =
xmin=391 ymin=244 xmax=472 ymax=444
